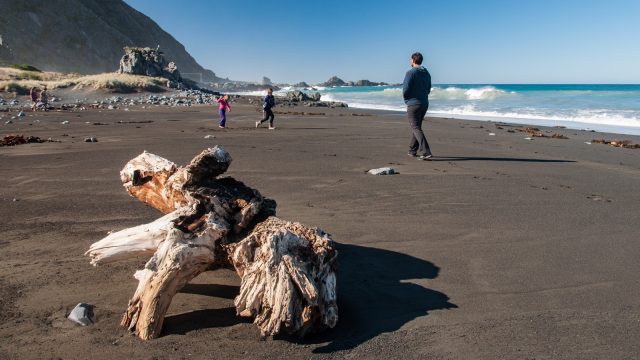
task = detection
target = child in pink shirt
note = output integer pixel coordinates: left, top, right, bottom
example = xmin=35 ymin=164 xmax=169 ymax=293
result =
xmin=217 ymin=95 xmax=231 ymax=128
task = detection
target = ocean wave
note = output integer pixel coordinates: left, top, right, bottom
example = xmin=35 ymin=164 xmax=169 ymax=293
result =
xmin=430 ymin=86 xmax=513 ymax=100
xmin=430 ymin=105 xmax=640 ymax=129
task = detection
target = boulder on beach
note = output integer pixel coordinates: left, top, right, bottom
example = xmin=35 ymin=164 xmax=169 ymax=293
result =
xmin=285 ymin=91 xmax=322 ymax=102
xmin=118 ymin=47 xmax=182 ymax=83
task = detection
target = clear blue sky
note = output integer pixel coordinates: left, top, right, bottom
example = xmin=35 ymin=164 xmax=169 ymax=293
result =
xmin=125 ymin=0 xmax=640 ymax=84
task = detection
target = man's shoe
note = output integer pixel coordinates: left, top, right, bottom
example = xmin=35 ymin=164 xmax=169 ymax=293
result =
xmin=418 ymin=154 xmax=433 ymax=161
xmin=408 ymin=153 xmax=417 ymax=158
xmin=268 ymin=126 xmax=276 ymax=130
xmin=255 ymin=121 xmax=260 ymax=128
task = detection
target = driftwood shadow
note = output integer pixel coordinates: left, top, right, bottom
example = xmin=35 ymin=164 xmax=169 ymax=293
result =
xmin=162 ymin=307 xmax=252 ymax=336
xmin=430 ymin=156 xmax=576 ymax=163
xmin=306 ymin=243 xmax=457 ymax=353
xmin=162 ymin=284 xmax=246 ymax=335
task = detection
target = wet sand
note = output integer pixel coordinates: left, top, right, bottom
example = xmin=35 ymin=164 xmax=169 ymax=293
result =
xmin=1 ymin=101 xmax=639 ymax=359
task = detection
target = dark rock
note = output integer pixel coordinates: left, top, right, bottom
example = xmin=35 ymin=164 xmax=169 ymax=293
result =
xmin=318 ymin=76 xmax=346 ymax=87
xmin=285 ymin=91 xmax=322 ymax=102
xmin=118 ymin=47 xmax=182 ymax=83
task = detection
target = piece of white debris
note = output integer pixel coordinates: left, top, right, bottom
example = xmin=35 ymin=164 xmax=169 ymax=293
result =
xmin=67 ymin=303 xmax=95 ymax=326
xmin=585 ymin=142 xmax=592 ymax=145
xmin=204 ymin=135 xmax=216 ymax=139
xmin=488 ymin=132 xmax=496 ymax=136
xmin=61 ymin=120 xmax=70 ymax=125
xmin=367 ymin=167 xmax=397 ymax=175
xmin=524 ymin=137 xmax=533 ymax=140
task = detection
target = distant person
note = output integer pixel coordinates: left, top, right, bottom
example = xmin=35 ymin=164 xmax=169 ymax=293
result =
xmin=256 ymin=88 xmax=276 ymax=130
xmin=403 ymin=52 xmax=432 ymax=160
xmin=29 ymin=87 xmax=39 ymax=111
xmin=39 ymin=87 xmax=49 ymax=111
xmin=217 ymin=94 xmax=231 ymax=128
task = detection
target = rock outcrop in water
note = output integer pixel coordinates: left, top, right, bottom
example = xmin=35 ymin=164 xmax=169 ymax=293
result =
xmin=317 ymin=76 xmax=388 ymax=88
xmin=318 ymin=76 xmax=346 ymax=87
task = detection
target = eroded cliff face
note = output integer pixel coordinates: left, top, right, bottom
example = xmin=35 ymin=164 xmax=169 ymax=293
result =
xmin=0 ymin=0 xmax=220 ymax=82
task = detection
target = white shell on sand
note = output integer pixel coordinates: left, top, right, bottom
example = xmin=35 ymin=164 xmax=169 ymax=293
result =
xmin=367 ymin=167 xmax=396 ymax=175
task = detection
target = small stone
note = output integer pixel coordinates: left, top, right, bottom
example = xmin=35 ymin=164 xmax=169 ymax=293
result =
xmin=61 ymin=120 xmax=70 ymax=125
xmin=367 ymin=167 xmax=396 ymax=175
xmin=84 ymin=137 xmax=98 ymax=142
xmin=5 ymin=120 xmax=12 ymax=124
xmin=68 ymin=303 xmax=95 ymax=326
xmin=204 ymin=135 xmax=216 ymax=139
xmin=18 ymin=111 xmax=26 ymax=117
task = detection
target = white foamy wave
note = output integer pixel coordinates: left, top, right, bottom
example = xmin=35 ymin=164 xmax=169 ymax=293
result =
xmin=429 ymin=105 xmax=640 ymax=133
xmin=430 ymin=86 xmax=512 ymax=101
xmin=382 ymin=88 xmax=403 ymax=95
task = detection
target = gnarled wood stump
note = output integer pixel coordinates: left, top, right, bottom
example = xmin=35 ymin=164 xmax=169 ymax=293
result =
xmin=86 ymin=147 xmax=338 ymax=340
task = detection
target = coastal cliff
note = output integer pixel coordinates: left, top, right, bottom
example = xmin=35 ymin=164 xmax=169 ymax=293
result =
xmin=0 ymin=0 xmax=220 ymax=83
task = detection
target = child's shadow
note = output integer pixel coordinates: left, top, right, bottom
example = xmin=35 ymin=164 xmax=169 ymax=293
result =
xmin=304 ymin=243 xmax=457 ymax=353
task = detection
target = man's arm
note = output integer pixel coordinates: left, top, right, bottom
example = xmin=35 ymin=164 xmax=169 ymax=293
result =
xmin=402 ymin=71 xmax=412 ymax=101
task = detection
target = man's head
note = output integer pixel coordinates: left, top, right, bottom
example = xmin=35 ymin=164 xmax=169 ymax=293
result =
xmin=410 ymin=52 xmax=423 ymax=67
xmin=268 ymin=88 xmax=273 ymax=95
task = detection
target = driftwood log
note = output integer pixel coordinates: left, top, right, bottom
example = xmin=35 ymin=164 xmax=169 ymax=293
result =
xmin=86 ymin=147 xmax=338 ymax=340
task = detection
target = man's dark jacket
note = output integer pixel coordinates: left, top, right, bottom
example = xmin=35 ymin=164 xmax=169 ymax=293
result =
xmin=403 ymin=66 xmax=432 ymax=106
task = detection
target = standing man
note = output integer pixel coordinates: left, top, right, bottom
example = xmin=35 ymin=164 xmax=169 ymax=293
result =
xmin=403 ymin=52 xmax=432 ymax=160
xmin=256 ymin=88 xmax=276 ymax=130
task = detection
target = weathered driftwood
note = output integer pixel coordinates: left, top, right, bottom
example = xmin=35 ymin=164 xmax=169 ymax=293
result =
xmin=85 ymin=147 xmax=338 ymax=340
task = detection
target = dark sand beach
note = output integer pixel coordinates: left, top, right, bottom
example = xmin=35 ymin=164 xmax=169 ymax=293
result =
xmin=1 ymin=100 xmax=639 ymax=359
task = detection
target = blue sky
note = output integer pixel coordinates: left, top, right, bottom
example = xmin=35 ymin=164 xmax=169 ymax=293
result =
xmin=125 ymin=0 xmax=640 ymax=84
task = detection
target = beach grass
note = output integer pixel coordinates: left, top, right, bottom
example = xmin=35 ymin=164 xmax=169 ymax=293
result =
xmin=0 ymin=67 xmax=166 ymax=94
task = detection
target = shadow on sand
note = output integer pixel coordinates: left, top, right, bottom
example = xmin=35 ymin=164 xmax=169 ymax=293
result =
xmin=430 ymin=156 xmax=576 ymax=163
xmin=305 ymin=243 xmax=457 ymax=353
xmin=161 ymin=243 xmax=456 ymax=351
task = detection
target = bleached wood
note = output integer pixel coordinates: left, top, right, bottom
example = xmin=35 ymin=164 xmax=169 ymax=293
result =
xmin=85 ymin=209 xmax=184 ymax=265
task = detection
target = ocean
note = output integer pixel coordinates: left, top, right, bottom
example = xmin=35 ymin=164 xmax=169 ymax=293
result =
xmin=261 ymin=84 xmax=640 ymax=135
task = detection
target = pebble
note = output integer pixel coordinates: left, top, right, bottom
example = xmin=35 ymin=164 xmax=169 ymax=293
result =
xmin=84 ymin=137 xmax=98 ymax=142
xmin=67 ymin=303 xmax=95 ymax=326
xmin=18 ymin=111 xmax=26 ymax=117
xmin=204 ymin=135 xmax=216 ymax=139
xmin=61 ymin=120 xmax=70 ymax=125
